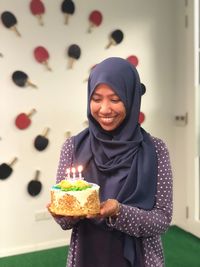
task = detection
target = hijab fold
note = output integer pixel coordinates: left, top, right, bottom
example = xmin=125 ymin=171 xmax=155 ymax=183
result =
xmin=73 ymin=57 xmax=158 ymax=267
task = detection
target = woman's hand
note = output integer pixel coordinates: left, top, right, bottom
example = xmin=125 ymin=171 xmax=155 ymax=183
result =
xmin=86 ymin=199 xmax=120 ymax=219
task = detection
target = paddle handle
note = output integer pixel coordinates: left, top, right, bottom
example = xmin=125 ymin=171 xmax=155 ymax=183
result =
xmin=67 ymin=57 xmax=75 ymax=69
xmin=87 ymin=22 xmax=94 ymax=33
xmin=26 ymin=80 xmax=38 ymax=89
xmin=36 ymin=14 xmax=44 ymax=26
xmin=34 ymin=170 xmax=40 ymax=181
xmin=42 ymin=127 xmax=50 ymax=137
xmin=64 ymin=14 xmax=69 ymax=24
xmin=43 ymin=61 xmax=52 ymax=71
xmin=65 ymin=131 xmax=71 ymax=139
xmin=9 ymin=157 xmax=18 ymax=167
xmin=105 ymin=38 xmax=116 ymax=49
xmin=27 ymin=108 xmax=37 ymax=118
xmin=11 ymin=26 xmax=21 ymax=37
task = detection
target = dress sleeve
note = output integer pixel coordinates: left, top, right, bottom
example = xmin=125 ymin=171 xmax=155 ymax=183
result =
xmin=107 ymin=137 xmax=173 ymax=238
xmin=53 ymin=137 xmax=79 ymax=230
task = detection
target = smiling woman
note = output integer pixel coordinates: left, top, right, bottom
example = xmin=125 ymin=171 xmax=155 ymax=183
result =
xmin=48 ymin=57 xmax=173 ymax=267
xmin=90 ymin=84 xmax=126 ymax=131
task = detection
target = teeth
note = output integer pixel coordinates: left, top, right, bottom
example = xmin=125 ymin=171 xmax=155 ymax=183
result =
xmin=101 ymin=118 xmax=113 ymax=123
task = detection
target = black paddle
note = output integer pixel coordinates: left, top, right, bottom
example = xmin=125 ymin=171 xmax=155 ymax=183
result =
xmin=61 ymin=0 xmax=75 ymax=24
xmin=12 ymin=70 xmax=37 ymax=88
xmin=105 ymin=29 xmax=124 ymax=49
xmin=1 ymin=11 xmax=21 ymax=37
xmin=0 ymin=157 xmax=18 ymax=180
xmin=67 ymin=44 xmax=81 ymax=68
xmin=34 ymin=127 xmax=50 ymax=151
xmin=27 ymin=170 xmax=42 ymax=196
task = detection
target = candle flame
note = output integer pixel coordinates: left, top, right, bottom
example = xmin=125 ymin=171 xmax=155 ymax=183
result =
xmin=78 ymin=165 xmax=83 ymax=172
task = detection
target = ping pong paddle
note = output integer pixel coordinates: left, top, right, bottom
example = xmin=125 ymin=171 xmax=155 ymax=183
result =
xmin=126 ymin=55 xmax=139 ymax=67
xmin=15 ymin=108 xmax=36 ymax=130
xmin=12 ymin=70 xmax=37 ymax=88
xmin=105 ymin=29 xmax=124 ymax=49
xmin=1 ymin=11 xmax=21 ymax=37
xmin=140 ymin=83 xmax=146 ymax=95
xmin=34 ymin=127 xmax=50 ymax=151
xmin=0 ymin=157 xmax=18 ymax=180
xmin=61 ymin=0 xmax=75 ymax=24
xmin=67 ymin=44 xmax=81 ymax=69
xmin=27 ymin=170 xmax=42 ymax=196
xmin=139 ymin=112 xmax=145 ymax=124
xmin=34 ymin=46 xmax=52 ymax=71
xmin=88 ymin=10 xmax=103 ymax=33
xmin=30 ymin=0 xmax=45 ymax=26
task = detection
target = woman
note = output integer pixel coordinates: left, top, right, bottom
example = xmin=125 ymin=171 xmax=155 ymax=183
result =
xmin=49 ymin=57 xmax=173 ymax=267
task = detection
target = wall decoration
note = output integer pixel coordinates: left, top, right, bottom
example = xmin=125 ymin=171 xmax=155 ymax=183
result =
xmin=27 ymin=170 xmax=42 ymax=196
xmin=61 ymin=0 xmax=75 ymax=25
xmin=0 ymin=157 xmax=18 ymax=180
xmin=126 ymin=55 xmax=139 ymax=67
xmin=67 ymin=44 xmax=81 ymax=69
xmin=15 ymin=108 xmax=37 ymax=130
xmin=139 ymin=111 xmax=145 ymax=124
xmin=30 ymin=0 xmax=45 ymax=26
xmin=87 ymin=10 xmax=103 ymax=33
xmin=141 ymin=83 xmax=146 ymax=95
xmin=33 ymin=46 xmax=52 ymax=71
xmin=65 ymin=131 xmax=72 ymax=139
xmin=34 ymin=127 xmax=50 ymax=151
xmin=12 ymin=70 xmax=38 ymax=88
xmin=105 ymin=29 xmax=124 ymax=49
xmin=1 ymin=11 xmax=21 ymax=37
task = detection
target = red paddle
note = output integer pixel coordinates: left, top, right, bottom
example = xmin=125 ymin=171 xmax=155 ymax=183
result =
xmin=126 ymin=55 xmax=139 ymax=67
xmin=34 ymin=46 xmax=52 ymax=71
xmin=30 ymin=0 xmax=45 ymax=26
xmin=15 ymin=108 xmax=36 ymax=130
xmin=139 ymin=112 xmax=145 ymax=124
xmin=88 ymin=10 xmax=103 ymax=33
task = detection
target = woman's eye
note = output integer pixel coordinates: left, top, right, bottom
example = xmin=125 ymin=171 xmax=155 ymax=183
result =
xmin=111 ymin=99 xmax=120 ymax=103
xmin=91 ymin=97 xmax=101 ymax=102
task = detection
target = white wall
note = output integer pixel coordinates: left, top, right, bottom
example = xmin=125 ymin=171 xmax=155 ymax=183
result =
xmin=0 ymin=0 xmax=177 ymax=257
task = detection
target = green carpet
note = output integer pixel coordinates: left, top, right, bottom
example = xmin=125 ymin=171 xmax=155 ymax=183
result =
xmin=0 ymin=246 xmax=68 ymax=267
xmin=0 ymin=225 xmax=200 ymax=267
xmin=162 ymin=225 xmax=200 ymax=267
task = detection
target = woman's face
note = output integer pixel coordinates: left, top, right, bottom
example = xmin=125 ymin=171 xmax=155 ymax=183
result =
xmin=90 ymin=84 xmax=126 ymax=131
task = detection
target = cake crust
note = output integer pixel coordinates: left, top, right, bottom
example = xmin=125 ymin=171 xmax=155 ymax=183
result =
xmin=50 ymin=182 xmax=100 ymax=216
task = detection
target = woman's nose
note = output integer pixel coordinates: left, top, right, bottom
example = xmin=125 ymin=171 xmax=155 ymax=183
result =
xmin=100 ymin=102 xmax=111 ymax=113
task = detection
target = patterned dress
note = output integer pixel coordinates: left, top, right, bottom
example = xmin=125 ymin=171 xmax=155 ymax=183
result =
xmin=54 ymin=136 xmax=173 ymax=267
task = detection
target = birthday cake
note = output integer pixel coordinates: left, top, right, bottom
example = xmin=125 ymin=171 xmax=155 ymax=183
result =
xmin=50 ymin=178 xmax=100 ymax=216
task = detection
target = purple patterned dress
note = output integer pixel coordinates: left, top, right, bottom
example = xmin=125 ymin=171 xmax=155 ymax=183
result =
xmin=54 ymin=136 xmax=173 ymax=267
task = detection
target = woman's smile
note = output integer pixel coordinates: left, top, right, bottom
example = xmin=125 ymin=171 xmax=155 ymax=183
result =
xmin=90 ymin=84 xmax=126 ymax=131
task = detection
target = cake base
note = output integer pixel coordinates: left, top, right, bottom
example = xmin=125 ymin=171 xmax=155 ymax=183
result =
xmin=50 ymin=183 xmax=100 ymax=216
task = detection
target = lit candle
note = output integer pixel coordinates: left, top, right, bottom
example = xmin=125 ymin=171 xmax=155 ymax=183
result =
xmin=71 ymin=167 xmax=76 ymax=179
xmin=66 ymin=168 xmax=70 ymax=179
xmin=78 ymin=165 xmax=83 ymax=179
